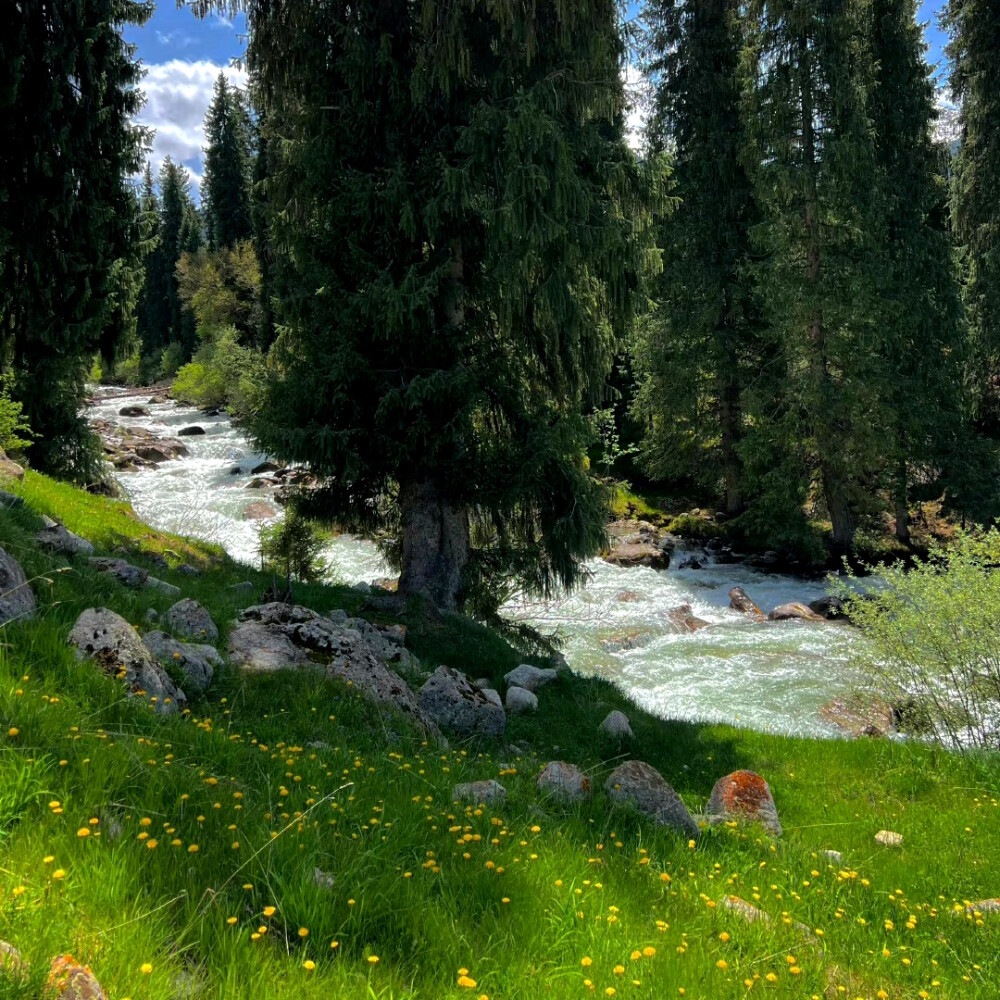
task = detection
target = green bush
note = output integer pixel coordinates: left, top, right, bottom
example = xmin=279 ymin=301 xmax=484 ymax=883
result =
xmin=117 ymin=352 xmax=144 ymax=387
xmin=259 ymin=508 xmax=328 ymax=583
xmin=158 ymin=341 xmax=186 ymax=380
xmin=170 ymin=327 xmax=264 ymax=419
xmin=845 ymin=528 xmax=1000 ymax=750
xmin=0 ymin=371 xmax=33 ymax=455
xmin=172 ymin=358 xmax=227 ymax=409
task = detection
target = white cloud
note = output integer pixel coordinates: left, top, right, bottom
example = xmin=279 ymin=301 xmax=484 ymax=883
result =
xmin=136 ymin=59 xmax=247 ymax=196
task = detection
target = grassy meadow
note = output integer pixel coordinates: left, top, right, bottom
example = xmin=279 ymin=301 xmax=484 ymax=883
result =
xmin=0 ymin=472 xmax=997 ymax=999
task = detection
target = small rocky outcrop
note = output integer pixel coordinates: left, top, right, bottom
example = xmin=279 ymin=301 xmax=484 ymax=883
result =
xmin=143 ymin=630 xmax=220 ymax=695
xmin=706 ymin=770 xmax=781 ymax=836
xmin=0 ymin=547 xmax=35 ymax=627
xmin=822 ymin=849 xmax=843 ymax=864
xmin=809 ymin=595 xmax=849 ymax=621
xmin=452 ymin=780 xmax=506 ymax=804
xmin=600 ymin=629 xmax=652 ymax=652
xmin=767 ymin=602 xmax=825 ymax=623
xmin=504 ymin=663 xmax=558 ymax=692
xmin=602 ymin=519 xmax=674 ymax=570
xmin=820 ymin=695 xmax=893 ymax=738
xmin=729 ymin=586 xmax=764 ymax=619
xmin=167 ymin=598 xmax=219 ymax=642
xmin=600 ymin=710 xmax=634 ymax=739
xmin=418 ymin=666 xmax=507 ymax=737
xmin=0 ymin=450 xmax=24 ymax=482
xmin=505 ymin=685 xmax=538 ymax=715
xmin=92 ymin=419 xmax=188 ymax=471
xmin=228 ymin=603 xmax=439 ymax=738
xmin=178 ymin=425 xmax=205 ymax=436
xmin=145 ymin=577 xmax=181 ymax=597
xmin=874 ymin=829 xmax=903 ymax=847
xmin=46 ymin=954 xmax=106 ymax=999
xmin=88 ymin=557 xmax=148 ymax=589
xmin=665 ymin=604 xmax=711 ymax=632
xmin=537 ymin=761 xmax=591 ymax=802
xmin=68 ymin=608 xmax=186 ymax=713
xmin=36 ymin=517 xmax=94 ymax=557
xmin=480 ymin=688 xmax=503 ymax=709
xmin=720 ymin=895 xmax=770 ymax=924
xmin=604 ymin=760 xmax=699 ymax=836
xmin=118 ymin=404 xmax=150 ymax=417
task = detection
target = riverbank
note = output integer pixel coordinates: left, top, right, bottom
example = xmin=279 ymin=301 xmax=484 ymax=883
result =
xmin=0 ymin=469 xmax=997 ymax=1000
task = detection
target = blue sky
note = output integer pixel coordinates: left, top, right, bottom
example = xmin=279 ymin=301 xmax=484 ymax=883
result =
xmin=126 ymin=1 xmax=950 ymax=198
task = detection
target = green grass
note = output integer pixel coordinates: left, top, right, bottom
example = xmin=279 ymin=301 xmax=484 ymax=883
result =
xmin=0 ymin=473 xmax=997 ymax=999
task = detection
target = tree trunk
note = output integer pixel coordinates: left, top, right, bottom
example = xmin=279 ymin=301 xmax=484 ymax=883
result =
xmin=799 ymin=29 xmax=854 ymax=556
xmin=397 ymin=477 xmax=470 ymax=611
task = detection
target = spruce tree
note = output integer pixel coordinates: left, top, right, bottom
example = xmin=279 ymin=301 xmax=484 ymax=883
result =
xmin=233 ymin=0 xmax=664 ymax=609
xmin=867 ymin=0 xmax=965 ymax=542
xmin=202 ymin=74 xmax=254 ymax=250
xmin=743 ymin=0 xmax=882 ymax=556
xmin=945 ymin=0 xmax=1000 ymax=433
xmin=636 ymin=0 xmax=762 ymax=517
xmin=135 ymin=162 xmax=166 ymax=362
xmin=0 ymin=0 xmax=149 ymax=478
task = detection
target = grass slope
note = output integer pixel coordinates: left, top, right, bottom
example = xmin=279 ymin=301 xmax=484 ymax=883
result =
xmin=0 ymin=472 xmax=997 ymax=1000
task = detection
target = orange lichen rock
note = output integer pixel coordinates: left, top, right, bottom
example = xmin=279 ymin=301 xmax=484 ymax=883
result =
xmin=45 ymin=955 xmax=106 ymax=1000
xmin=706 ymin=769 xmax=782 ymax=836
xmin=0 ymin=940 xmax=27 ymax=978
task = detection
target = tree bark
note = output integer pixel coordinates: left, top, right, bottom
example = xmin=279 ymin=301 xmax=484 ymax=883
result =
xmin=397 ymin=477 xmax=470 ymax=610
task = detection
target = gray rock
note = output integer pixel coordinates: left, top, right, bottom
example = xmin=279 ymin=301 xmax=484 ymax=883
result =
xmin=452 ymin=779 xmax=506 ymax=804
xmin=167 ymin=598 xmax=219 ymax=642
xmin=720 ymin=895 xmax=771 ymax=924
xmin=0 ymin=547 xmax=34 ymax=626
xmin=313 ymin=867 xmax=335 ymax=889
xmin=603 ymin=542 xmax=671 ymax=570
xmin=228 ymin=619 xmax=309 ymax=671
xmin=822 ymin=849 xmax=843 ymax=865
xmin=177 ymin=563 xmax=201 ymax=576
xmin=604 ymin=760 xmax=699 ymax=836
xmin=874 ymin=829 xmax=903 ymax=847
xmin=68 ymin=607 xmax=185 ymax=713
xmin=809 ymin=595 xmax=848 ymax=621
xmin=537 ymin=761 xmax=591 ymax=802
xmin=143 ymin=630 xmax=220 ymax=695
xmin=144 ymin=607 xmax=159 ymax=624
xmin=0 ymin=489 xmax=23 ymax=508
xmin=473 ymin=677 xmax=494 ymax=690
xmin=88 ymin=556 xmax=149 ymax=588
xmin=178 ymin=425 xmax=205 ymax=436
xmin=480 ymin=688 xmax=503 ymax=709
xmin=419 ymin=666 xmax=507 ymax=736
xmin=119 ymin=404 xmax=150 ymax=417
xmin=0 ymin=452 xmax=25 ymax=482
xmin=600 ymin=710 xmax=634 ymax=739
xmin=706 ymin=770 xmax=782 ymax=836
xmin=505 ymin=685 xmax=538 ymax=715
xmin=36 ymin=520 xmax=94 ymax=557
xmin=504 ymin=663 xmax=558 ymax=692
xmin=145 ymin=576 xmax=182 ymax=597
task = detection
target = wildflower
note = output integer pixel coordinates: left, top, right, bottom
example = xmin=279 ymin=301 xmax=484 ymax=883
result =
xmin=642 ymin=947 xmax=656 ymax=958
xmin=368 ymin=955 xmax=379 ymax=964
xmin=263 ymin=906 xmax=276 ymax=917
xmin=718 ymin=932 xmax=730 ymax=943
xmin=298 ymin=928 xmax=309 ymax=938
xmin=613 ymin=965 xmax=625 ymax=975
xmin=187 ymin=844 xmax=199 ymax=853
xmin=303 ymin=960 xmax=316 ymax=971
xmin=76 ymin=828 xmax=90 ymax=838
xmin=581 ymin=957 xmax=593 ymax=967
xmin=716 ymin=960 xmax=728 ymax=970
xmin=7 ymin=728 xmax=18 ymax=737
xmin=457 ymin=974 xmax=477 ymax=988
xmin=52 ymin=869 xmax=66 ymax=880
xmin=330 ymin=941 xmax=339 ymax=950
xmin=140 ymin=963 xmax=153 ymax=975
xmin=226 ymin=917 xmax=237 ymax=925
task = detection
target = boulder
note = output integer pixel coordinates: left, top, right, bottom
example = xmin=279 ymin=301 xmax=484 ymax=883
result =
xmin=418 ymin=666 xmax=506 ymax=737
xmin=874 ymin=829 xmax=903 ymax=847
xmin=537 ymin=761 xmax=591 ymax=802
xmin=599 ymin=710 xmax=634 ymax=739
xmin=167 ymin=598 xmax=219 ymax=642
xmin=600 ymin=629 xmax=652 ymax=652
xmin=0 ymin=451 xmax=24 ymax=482
xmin=473 ymin=677 xmax=494 ymax=690
xmin=809 ymin=595 xmax=849 ymax=621
xmin=0 ymin=489 xmax=23 ymax=508
xmin=177 ymin=425 xmax=205 ymax=436
xmin=144 ymin=607 xmax=159 ymax=624
xmin=615 ymin=590 xmax=642 ymax=603
xmin=68 ymin=608 xmax=186 ymax=713
xmin=820 ymin=695 xmax=893 ymax=738
xmin=118 ymin=404 xmax=150 ymax=417
xmin=729 ymin=586 xmax=764 ymax=619
xmin=229 ymin=603 xmax=440 ymax=738
xmin=720 ymin=896 xmax=771 ymax=924
xmin=176 ymin=563 xmax=201 ymax=576
xmin=665 ymin=604 xmax=711 ymax=632
xmin=767 ymin=602 xmax=826 ymax=623
xmin=134 ymin=440 xmax=187 ymax=463
xmin=88 ymin=557 xmax=148 ymax=589
xmin=452 ymin=780 xmax=506 ymax=804
xmin=145 ymin=577 xmax=182 ymax=597
xmin=603 ymin=543 xmax=671 ymax=570
xmin=36 ymin=519 xmax=94 ymax=557
xmin=504 ymin=663 xmax=558 ymax=692
xmin=822 ymin=849 xmax=843 ymax=865
xmin=251 ymin=461 xmax=281 ymax=475
xmin=604 ymin=760 xmax=699 ymax=836
xmin=244 ymin=501 xmax=277 ymax=520
xmin=505 ymin=685 xmax=538 ymax=715
xmin=706 ymin=770 xmax=781 ymax=836
xmin=142 ymin=630 xmax=220 ymax=695
xmin=0 ymin=547 xmax=35 ymax=626
xmin=147 ymin=394 xmax=169 ymax=405
xmin=481 ymin=688 xmax=503 ymax=709
xmin=45 ymin=954 xmax=106 ymax=1000
xmin=0 ymin=939 xmax=26 ymax=978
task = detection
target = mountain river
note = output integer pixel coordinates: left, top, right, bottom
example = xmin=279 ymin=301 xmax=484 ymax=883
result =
xmin=88 ymin=388 xmax=866 ymax=740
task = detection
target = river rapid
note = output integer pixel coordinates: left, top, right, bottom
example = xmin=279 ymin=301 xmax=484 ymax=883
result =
xmin=88 ymin=388 xmax=865 ymax=740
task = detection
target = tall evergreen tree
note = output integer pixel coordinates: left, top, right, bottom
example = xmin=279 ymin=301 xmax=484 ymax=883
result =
xmin=743 ymin=0 xmax=883 ymax=556
xmin=867 ymin=0 xmax=966 ymax=542
xmin=202 ymin=74 xmax=254 ymax=250
xmin=945 ymin=0 xmax=1000 ymax=433
xmin=233 ymin=0 xmax=664 ymax=610
xmin=0 ymin=0 xmax=150 ymax=478
xmin=636 ymin=0 xmax=762 ymax=517
xmin=135 ymin=162 xmax=166 ymax=361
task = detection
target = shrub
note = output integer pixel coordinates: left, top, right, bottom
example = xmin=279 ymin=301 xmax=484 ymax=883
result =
xmin=0 ymin=372 xmax=33 ymax=455
xmin=844 ymin=529 xmax=1000 ymax=750
xmin=259 ymin=509 xmax=328 ymax=584
xmin=172 ymin=358 xmax=227 ymax=409
xmin=158 ymin=341 xmax=186 ymax=380
xmin=118 ymin=352 xmax=144 ymax=387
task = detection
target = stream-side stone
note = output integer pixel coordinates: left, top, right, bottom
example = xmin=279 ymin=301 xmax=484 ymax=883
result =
xmin=600 ymin=710 xmax=634 ymax=739
xmin=504 ymin=663 xmax=558 ymax=692
xmin=0 ymin=547 xmax=35 ymax=626
xmin=167 ymin=598 xmax=219 ymax=642
xmin=36 ymin=518 xmax=94 ymax=557
xmin=68 ymin=608 xmax=185 ymax=713
xmin=505 ymin=685 xmax=538 ymax=715
xmin=729 ymin=586 xmax=764 ymax=619
xmin=604 ymin=760 xmax=699 ymax=836
xmin=418 ymin=666 xmax=506 ymax=736
xmin=706 ymin=770 xmax=781 ymax=836
xmin=768 ymin=602 xmax=825 ymax=623
xmin=452 ymin=780 xmax=506 ymax=804
xmin=88 ymin=557 xmax=148 ymax=588
xmin=537 ymin=761 xmax=591 ymax=802
xmin=46 ymin=954 xmax=106 ymax=999
xmin=143 ymin=630 xmax=220 ymax=695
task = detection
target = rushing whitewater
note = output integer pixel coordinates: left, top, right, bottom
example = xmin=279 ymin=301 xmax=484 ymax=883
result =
xmin=88 ymin=388 xmax=865 ymax=738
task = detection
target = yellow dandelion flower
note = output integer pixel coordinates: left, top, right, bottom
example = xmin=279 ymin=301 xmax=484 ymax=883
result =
xmin=643 ymin=947 xmax=656 ymax=958
xmin=718 ymin=932 xmax=730 ymax=943
xmin=263 ymin=906 xmax=276 ymax=917
xmin=613 ymin=965 xmax=625 ymax=975
xmin=77 ymin=828 xmax=90 ymax=838
xmin=716 ymin=960 xmax=728 ymax=970
xmin=226 ymin=917 xmax=237 ymax=925
xmin=140 ymin=963 xmax=153 ymax=975
xmin=581 ymin=957 xmax=593 ymax=967
xmin=187 ymin=844 xmax=199 ymax=853
xmin=303 ymin=960 xmax=316 ymax=971
xmin=368 ymin=955 xmax=379 ymax=964
xmin=298 ymin=927 xmax=309 ymax=938
xmin=52 ymin=869 xmax=66 ymax=880
xmin=7 ymin=727 xmax=19 ymax=737
xmin=457 ymin=974 xmax=477 ymax=988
